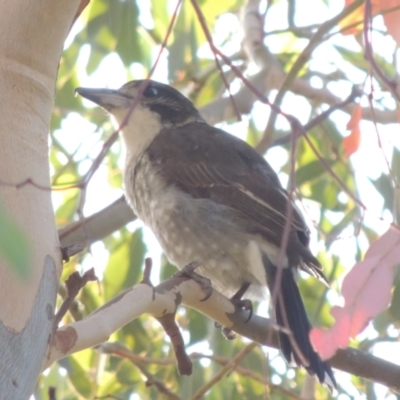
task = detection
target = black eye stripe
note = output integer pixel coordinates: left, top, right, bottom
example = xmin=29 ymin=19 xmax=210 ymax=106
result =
xmin=134 ymin=80 xmax=201 ymax=124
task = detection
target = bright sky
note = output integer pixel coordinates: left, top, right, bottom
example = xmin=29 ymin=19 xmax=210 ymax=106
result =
xmin=52 ymin=1 xmax=400 ymax=398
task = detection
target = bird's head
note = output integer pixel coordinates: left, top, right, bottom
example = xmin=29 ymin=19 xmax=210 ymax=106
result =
xmin=75 ymin=80 xmax=204 ymax=159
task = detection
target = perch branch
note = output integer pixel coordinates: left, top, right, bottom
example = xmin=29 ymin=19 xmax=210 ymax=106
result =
xmin=43 ymin=269 xmax=400 ymax=392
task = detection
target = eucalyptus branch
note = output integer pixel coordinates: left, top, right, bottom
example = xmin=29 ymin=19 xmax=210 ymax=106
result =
xmin=43 ymin=268 xmax=400 ymax=392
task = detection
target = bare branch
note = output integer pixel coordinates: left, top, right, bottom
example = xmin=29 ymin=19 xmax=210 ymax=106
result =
xmin=99 ymin=344 xmax=305 ymax=399
xmin=52 ymin=268 xmax=98 ymax=336
xmin=43 ymin=272 xmax=400 ymax=392
xmin=58 ymin=196 xmax=135 ymax=250
xmin=260 ymin=0 xmax=364 ymax=151
xmin=269 ymin=86 xmax=362 ymax=148
xmin=199 ymin=63 xmax=396 ymax=130
xmin=242 ymin=0 xmax=271 ymax=68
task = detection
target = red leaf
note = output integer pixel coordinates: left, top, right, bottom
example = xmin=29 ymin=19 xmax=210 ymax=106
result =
xmin=343 ymin=104 xmax=362 ymax=157
xmin=380 ymin=0 xmax=400 ymax=47
xmin=310 ymin=226 xmax=400 ymax=360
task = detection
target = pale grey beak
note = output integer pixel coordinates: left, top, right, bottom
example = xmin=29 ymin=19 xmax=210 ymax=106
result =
xmin=75 ymin=87 xmax=132 ymax=110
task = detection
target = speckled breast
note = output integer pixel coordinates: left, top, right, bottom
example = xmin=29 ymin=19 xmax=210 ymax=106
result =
xmin=124 ymin=153 xmax=264 ymax=297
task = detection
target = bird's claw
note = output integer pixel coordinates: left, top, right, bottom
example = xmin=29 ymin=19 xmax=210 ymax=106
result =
xmin=231 ymin=282 xmax=253 ymax=322
xmin=173 ymin=261 xmax=213 ymax=301
xmin=215 ymin=283 xmax=253 ymax=339
xmin=231 ymin=298 xmax=253 ymax=322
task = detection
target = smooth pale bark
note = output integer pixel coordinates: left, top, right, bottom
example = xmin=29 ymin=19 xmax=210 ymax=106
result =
xmin=0 ymin=0 xmax=79 ymax=397
xmin=43 ymin=274 xmax=400 ymax=392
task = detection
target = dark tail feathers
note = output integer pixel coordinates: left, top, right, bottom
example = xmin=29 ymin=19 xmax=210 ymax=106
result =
xmin=265 ymin=258 xmax=336 ymax=389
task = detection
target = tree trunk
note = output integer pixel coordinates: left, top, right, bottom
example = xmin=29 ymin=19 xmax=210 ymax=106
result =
xmin=0 ymin=0 xmax=79 ymax=397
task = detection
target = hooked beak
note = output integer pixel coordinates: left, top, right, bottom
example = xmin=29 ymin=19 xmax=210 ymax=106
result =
xmin=75 ymin=87 xmax=132 ymax=111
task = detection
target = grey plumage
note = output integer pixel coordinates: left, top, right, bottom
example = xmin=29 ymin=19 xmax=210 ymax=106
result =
xmin=75 ymin=80 xmax=336 ymax=389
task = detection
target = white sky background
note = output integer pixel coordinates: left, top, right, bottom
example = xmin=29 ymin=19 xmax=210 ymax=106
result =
xmin=52 ymin=0 xmax=400 ymax=397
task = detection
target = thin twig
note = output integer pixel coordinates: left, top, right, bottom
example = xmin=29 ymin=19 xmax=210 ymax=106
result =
xmin=257 ymin=0 xmax=364 ymax=153
xmin=99 ymin=342 xmax=182 ymax=400
xmin=269 ymin=86 xmax=362 ymax=148
xmin=189 ymin=343 xmax=258 ymax=400
xmin=363 ymin=0 xmax=400 ymax=103
xmin=48 ymin=387 xmax=57 ymax=400
xmin=52 ymin=268 xmax=98 ymax=336
xmin=98 ymin=343 xmax=306 ymax=400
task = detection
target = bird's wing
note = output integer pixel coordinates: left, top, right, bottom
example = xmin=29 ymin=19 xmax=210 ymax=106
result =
xmin=146 ymin=122 xmax=321 ymax=272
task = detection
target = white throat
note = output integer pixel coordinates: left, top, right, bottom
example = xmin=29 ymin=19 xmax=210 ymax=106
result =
xmin=111 ymin=105 xmax=163 ymax=165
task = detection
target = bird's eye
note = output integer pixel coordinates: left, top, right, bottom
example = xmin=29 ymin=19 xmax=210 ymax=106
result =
xmin=145 ymin=86 xmax=158 ymax=97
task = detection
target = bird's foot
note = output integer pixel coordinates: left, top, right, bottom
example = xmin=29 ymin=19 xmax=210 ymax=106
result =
xmin=220 ymin=325 xmax=237 ymax=340
xmin=215 ymin=282 xmax=253 ymax=340
xmin=231 ymin=298 xmax=253 ymax=322
xmin=214 ymin=321 xmax=236 ymax=339
xmin=231 ymin=282 xmax=253 ymax=322
xmin=174 ymin=261 xmax=213 ymax=301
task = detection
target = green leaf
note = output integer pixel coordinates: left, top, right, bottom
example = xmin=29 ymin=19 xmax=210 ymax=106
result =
xmin=60 ymin=355 xmax=93 ymax=397
xmin=159 ymin=255 xmax=178 ymax=282
xmin=296 ymin=159 xmax=334 ymax=186
xmin=109 ymin=1 xmax=151 ymax=68
xmin=325 ymin=207 xmax=359 ymax=247
xmin=0 ymin=202 xmax=30 ymax=279
xmin=54 ymin=72 xmax=81 ymax=111
xmin=150 ymin=0 xmax=169 ymax=43
xmin=104 ymin=228 xmax=146 ymax=299
xmin=334 ymin=45 xmax=396 ymax=79
xmin=168 ymin=0 xmax=201 ymax=81
xmin=200 ymin=0 xmax=241 ymax=26
xmin=195 ymin=66 xmax=225 ymax=108
xmin=187 ymin=308 xmax=208 ymax=345
xmin=322 ymin=117 xmax=346 ymax=149
xmin=55 ymin=192 xmax=79 ymax=226
xmin=372 ymin=310 xmax=393 ymax=334
xmin=370 ymin=173 xmax=393 ymax=212
xmin=115 ymin=360 xmax=141 ymax=385
xmin=85 ymin=0 xmax=110 ymax=38
xmin=86 ymin=46 xmax=110 ymax=75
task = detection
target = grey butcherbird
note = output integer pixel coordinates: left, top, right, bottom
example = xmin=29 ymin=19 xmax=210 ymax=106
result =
xmin=75 ymin=80 xmax=336 ymax=389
